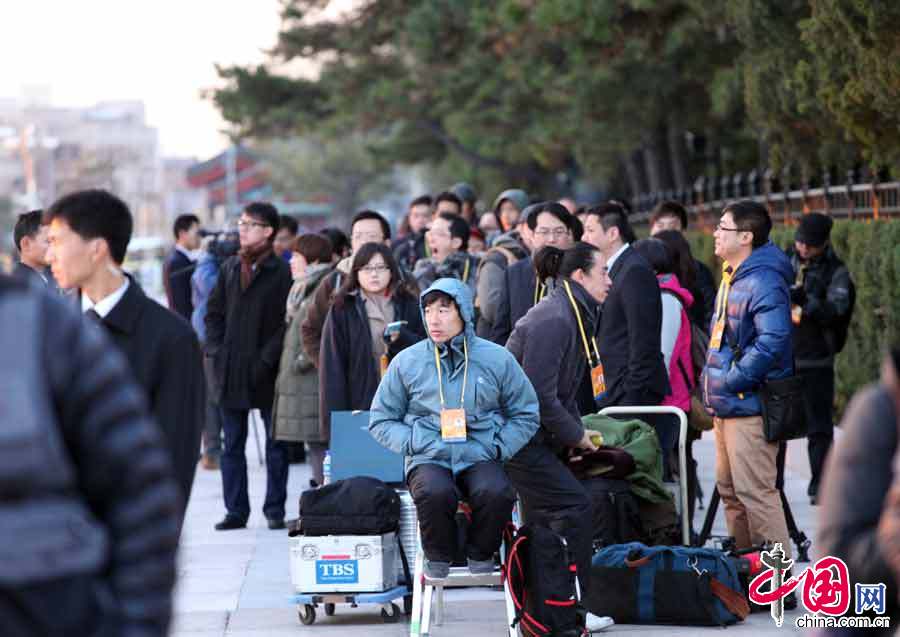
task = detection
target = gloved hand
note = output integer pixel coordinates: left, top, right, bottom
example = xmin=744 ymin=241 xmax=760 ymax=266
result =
xmin=790 ymin=285 xmax=807 ymax=306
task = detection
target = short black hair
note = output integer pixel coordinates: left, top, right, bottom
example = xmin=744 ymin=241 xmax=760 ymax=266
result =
xmin=632 ymin=238 xmax=672 ymax=275
xmin=278 ymin=214 xmax=299 ymax=236
xmin=320 ymin=226 xmax=350 ymax=257
xmin=525 ymin=201 xmax=574 ymax=231
xmin=650 ymin=200 xmax=689 ymax=231
xmin=409 ymin=195 xmax=433 ymax=209
xmin=438 ymin=212 xmax=470 ymax=251
xmin=422 ymin=289 xmax=459 ymax=312
xmin=45 ymin=189 xmax=133 ymax=264
xmin=173 ymin=213 xmax=200 ymax=240
xmin=585 ymin=201 xmax=637 ymax=244
xmin=293 ymin=233 xmax=333 ymax=264
xmin=14 ymin=210 xmax=44 ymax=252
xmin=244 ymin=202 xmax=280 ymax=230
xmin=724 ymin=200 xmax=772 ymax=249
xmin=351 ymin=209 xmax=391 ymax=241
xmin=434 ymin=191 xmax=462 ymax=213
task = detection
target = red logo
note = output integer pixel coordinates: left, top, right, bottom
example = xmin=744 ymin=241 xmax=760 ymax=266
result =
xmin=749 ymin=555 xmax=850 ymax=616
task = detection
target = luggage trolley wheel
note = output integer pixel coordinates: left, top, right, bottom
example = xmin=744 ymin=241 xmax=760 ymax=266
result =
xmin=324 ymin=603 xmax=336 ymax=616
xmin=381 ymin=602 xmax=401 ymax=623
xmin=298 ymin=604 xmax=316 ymax=625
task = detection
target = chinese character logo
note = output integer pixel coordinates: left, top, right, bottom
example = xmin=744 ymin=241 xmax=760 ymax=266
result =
xmin=856 ymin=583 xmax=886 ymax=615
xmin=749 ymin=544 xmax=851 ymax=626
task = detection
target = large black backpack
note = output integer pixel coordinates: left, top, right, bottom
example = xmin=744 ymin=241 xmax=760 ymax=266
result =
xmin=583 ymin=477 xmax=643 ymax=550
xmin=504 ymin=523 xmax=584 ymax=637
xmin=299 ymin=476 xmax=400 ymax=536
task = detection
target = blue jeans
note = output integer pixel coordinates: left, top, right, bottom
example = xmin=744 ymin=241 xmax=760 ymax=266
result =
xmin=220 ymin=407 xmax=289 ymax=521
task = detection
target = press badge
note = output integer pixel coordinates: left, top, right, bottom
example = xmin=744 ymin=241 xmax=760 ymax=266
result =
xmin=590 ymin=363 xmax=607 ymax=397
xmin=710 ymin=320 xmax=725 ymax=350
xmin=440 ymin=408 xmax=467 ymax=443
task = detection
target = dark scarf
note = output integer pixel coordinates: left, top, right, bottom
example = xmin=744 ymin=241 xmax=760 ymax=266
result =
xmin=238 ymin=242 xmax=273 ymax=291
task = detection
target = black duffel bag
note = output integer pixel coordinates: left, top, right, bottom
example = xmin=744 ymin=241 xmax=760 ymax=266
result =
xmin=299 ymin=476 xmax=400 ymax=536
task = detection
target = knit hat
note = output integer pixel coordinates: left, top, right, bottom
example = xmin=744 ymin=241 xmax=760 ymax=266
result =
xmin=451 ymin=182 xmax=477 ymax=204
xmin=795 ymin=213 xmax=833 ymax=247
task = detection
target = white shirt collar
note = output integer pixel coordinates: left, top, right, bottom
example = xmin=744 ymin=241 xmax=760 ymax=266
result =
xmin=175 ymin=245 xmax=196 ymax=261
xmin=605 ymin=243 xmax=629 ymax=273
xmin=82 ymin=277 xmax=130 ymax=319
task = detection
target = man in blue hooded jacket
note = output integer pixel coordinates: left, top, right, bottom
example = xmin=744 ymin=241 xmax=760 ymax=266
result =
xmin=370 ymin=278 xmax=539 ymax=579
xmin=702 ymin=200 xmax=794 ymax=558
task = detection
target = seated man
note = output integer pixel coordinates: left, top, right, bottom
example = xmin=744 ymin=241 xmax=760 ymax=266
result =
xmin=370 ymin=278 xmax=539 ymax=579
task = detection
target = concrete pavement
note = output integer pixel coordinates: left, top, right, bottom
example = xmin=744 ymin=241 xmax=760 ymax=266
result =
xmin=172 ymin=426 xmax=822 ymax=636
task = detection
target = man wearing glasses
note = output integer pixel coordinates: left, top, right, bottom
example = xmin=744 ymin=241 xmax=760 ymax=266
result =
xmin=413 ymin=212 xmax=479 ymax=294
xmin=702 ymin=200 xmax=794 ymax=561
xmin=301 ymin=209 xmax=392 ymax=367
xmin=206 ymin=202 xmax=294 ymax=531
xmin=487 ymin=201 xmax=576 ymax=345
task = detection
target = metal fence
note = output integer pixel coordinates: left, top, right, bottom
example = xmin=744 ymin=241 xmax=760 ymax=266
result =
xmin=630 ymin=177 xmax=900 ymax=228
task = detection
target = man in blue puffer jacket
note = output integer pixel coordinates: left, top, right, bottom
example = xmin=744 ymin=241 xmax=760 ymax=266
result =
xmin=370 ymin=278 xmax=539 ymax=580
xmin=702 ymin=200 xmax=794 ymax=558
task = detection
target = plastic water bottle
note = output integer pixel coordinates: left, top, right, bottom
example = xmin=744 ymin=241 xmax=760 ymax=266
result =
xmin=323 ymin=450 xmax=332 ymax=485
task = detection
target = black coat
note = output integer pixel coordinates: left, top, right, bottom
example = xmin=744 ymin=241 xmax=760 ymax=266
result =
xmin=596 ymin=246 xmax=670 ymax=409
xmin=490 ymin=256 xmax=537 ymax=345
xmin=318 ymin=288 xmax=425 ymax=440
xmin=205 ymin=253 xmax=294 ymax=410
xmin=12 ymin=262 xmax=57 ymax=290
xmin=85 ymin=276 xmax=205 ymax=510
xmin=693 ymin=258 xmax=717 ymax=328
xmin=506 ymin=279 xmax=600 ymax=450
xmin=163 ymin=248 xmax=194 ymax=321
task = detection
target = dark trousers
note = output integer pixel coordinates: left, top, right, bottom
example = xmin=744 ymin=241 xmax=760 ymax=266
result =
xmin=506 ymin=439 xmax=593 ymax=595
xmin=201 ymin=354 xmax=222 ymax=458
xmin=801 ymin=366 xmax=835 ymax=496
xmin=408 ymin=462 xmax=516 ymax=563
xmin=221 ymin=407 xmax=289 ymax=521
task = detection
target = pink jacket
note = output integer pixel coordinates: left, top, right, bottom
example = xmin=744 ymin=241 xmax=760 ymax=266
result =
xmin=658 ymin=274 xmax=695 ymax=412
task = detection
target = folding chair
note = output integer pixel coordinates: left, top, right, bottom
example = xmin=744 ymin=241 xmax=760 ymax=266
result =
xmin=598 ymin=406 xmax=690 ymax=545
xmin=409 ymin=501 xmax=521 ymax=637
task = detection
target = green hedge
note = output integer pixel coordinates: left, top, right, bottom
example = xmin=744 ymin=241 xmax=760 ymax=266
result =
xmin=686 ymin=219 xmax=900 ymax=414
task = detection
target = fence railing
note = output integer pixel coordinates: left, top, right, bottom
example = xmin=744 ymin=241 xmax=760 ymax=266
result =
xmin=630 ymin=178 xmax=900 ymax=228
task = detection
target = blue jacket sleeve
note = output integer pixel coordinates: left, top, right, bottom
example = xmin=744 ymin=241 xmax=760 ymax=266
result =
xmin=725 ymin=281 xmax=792 ymax=393
xmin=494 ymin=353 xmax=540 ymax=461
xmin=369 ymin=357 xmax=413 ymax=456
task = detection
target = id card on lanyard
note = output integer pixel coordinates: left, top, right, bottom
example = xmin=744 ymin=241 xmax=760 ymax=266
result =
xmin=710 ymin=265 xmax=733 ymax=351
xmin=435 ymin=339 xmax=469 ymax=443
xmin=563 ymin=281 xmax=605 ymax=398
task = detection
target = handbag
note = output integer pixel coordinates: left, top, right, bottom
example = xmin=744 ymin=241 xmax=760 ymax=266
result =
xmin=727 ymin=333 xmax=807 ymax=443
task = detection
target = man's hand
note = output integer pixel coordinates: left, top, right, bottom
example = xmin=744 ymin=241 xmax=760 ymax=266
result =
xmin=574 ymin=430 xmax=599 ymax=453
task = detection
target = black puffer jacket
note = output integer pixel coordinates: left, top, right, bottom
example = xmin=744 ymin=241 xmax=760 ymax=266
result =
xmin=318 ymin=287 xmax=425 ymax=440
xmin=0 ymin=277 xmax=181 ymax=637
xmin=206 ymin=252 xmax=294 ymax=409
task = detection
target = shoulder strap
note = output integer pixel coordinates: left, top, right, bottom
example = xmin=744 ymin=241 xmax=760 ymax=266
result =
xmin=710 ymin=577 xmax=750 ymax=620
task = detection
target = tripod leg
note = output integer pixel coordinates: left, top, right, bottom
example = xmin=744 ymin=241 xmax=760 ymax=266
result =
xmin=697 ymin=486 xmax=720 ymax=547
xmin=776 ymin=442 xmax=811 ymax=562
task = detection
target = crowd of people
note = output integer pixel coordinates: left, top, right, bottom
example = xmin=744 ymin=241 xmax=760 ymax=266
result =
xmin=5 ymin=178 xmax=894 ymax=636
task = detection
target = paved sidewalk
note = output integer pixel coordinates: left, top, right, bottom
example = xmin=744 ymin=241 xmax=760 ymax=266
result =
xmin=172 ymin=428 xmax=821 ymax=636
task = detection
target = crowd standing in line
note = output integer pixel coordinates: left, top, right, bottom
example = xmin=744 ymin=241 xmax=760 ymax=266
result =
xmin=2 ymin=177 xmax=871 ymax=636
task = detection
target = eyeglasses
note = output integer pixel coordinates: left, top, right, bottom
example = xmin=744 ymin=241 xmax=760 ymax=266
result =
xmin=351 ymin=232 xmax=384 ymax=242
xmin=715 ymin=223 xmax=744 ymax=233
xmin=534 ymin=228 xmax=570 ymax=238
xmin=360 ymin=264 xmax=390 ymax=274
xmin=237 ymin=219 xmax=269 ymax=230
xmin=427 ymin=229 xmax=451 ymax=238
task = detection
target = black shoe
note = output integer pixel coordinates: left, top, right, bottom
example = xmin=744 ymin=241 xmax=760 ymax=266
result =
xmin=267 ymin=517 xmax=286 ymax=530
xmin=810 ymin=495 xmax=818 ymax=506
xmin=214 ymin=515 xmax=247 ymax=531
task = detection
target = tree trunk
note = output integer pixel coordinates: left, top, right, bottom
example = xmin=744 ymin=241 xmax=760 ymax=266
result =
xmin=667 ymin=118 xmax=688 ymax=191
xmin=622 ymin=151 xmax=644 ymax=199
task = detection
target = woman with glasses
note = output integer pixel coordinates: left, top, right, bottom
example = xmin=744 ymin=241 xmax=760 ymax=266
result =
xmin=318 ymin=243 xmax=426 ymax=449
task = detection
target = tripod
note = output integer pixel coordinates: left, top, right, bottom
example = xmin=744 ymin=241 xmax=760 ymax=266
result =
xmin=695 ymin=441 xmax=811 ymax=562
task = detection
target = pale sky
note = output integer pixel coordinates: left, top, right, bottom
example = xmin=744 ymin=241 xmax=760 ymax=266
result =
xmin=1 ymin=1 xmax=285 ymax=159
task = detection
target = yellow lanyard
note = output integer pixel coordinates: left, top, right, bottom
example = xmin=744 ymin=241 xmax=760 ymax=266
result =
xmin=563 ymin=280 xmax=600 ymax=366
xmin=715 ymin=264 xmax=734 ymax=321
xmin=434 ymin=338 xmax=469 ymax=408
xmin=462 ymin=258 xmax=470 ymax=284
xmin=533 ymin=282 xmax=547 ymax=307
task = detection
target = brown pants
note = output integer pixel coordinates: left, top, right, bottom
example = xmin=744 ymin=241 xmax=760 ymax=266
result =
xmin=714 ymin=415 xmax=792 ymax=557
